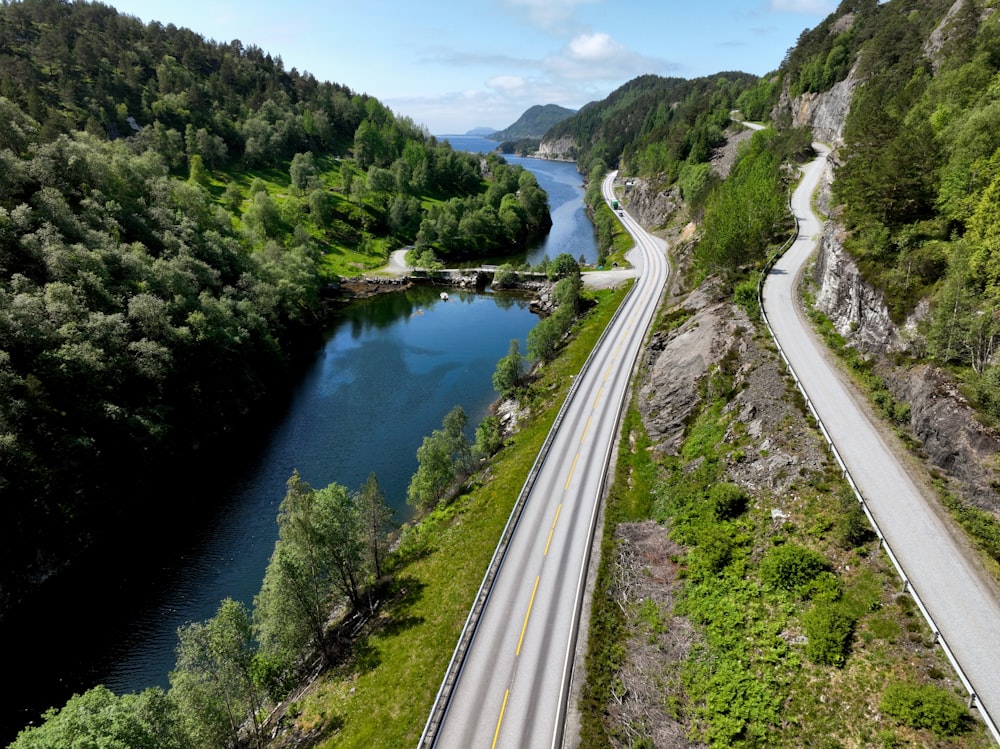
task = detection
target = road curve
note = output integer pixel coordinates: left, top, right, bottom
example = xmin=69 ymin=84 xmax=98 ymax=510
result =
xmin=763 ymin=146 xmax=1000 ymax=737
xmin=426 ymin=173 xmax=668 ymax=748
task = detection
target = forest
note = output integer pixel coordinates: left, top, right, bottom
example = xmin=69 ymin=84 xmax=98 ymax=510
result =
xmin=777 ymin=0 xmax=1000 ymax=421
xmin=12 ymin=0 xmax=1000 ymax=745
xmin=0 ymin=0 xmax=549 ymax=620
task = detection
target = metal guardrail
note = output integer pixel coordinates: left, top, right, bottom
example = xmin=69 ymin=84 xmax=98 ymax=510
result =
xmin=418 ymin=247 xmax=640 ymax=748
xmin=757 ymin=158 xmax=1000 ymax=746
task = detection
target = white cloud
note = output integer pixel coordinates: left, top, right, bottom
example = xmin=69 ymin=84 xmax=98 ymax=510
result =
xmin=567 ymin=32 xmax=621 ymax=62
xmin=487 ymin=75 xmax=528 ymax=92
xmin=546 ymin=32 xmax=674 ymax=81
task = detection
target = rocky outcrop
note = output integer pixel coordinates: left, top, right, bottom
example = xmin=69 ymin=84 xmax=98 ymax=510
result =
xmin=890 ymin=364 xmax=1000 ymax=511
xmin=811 ymin=220 xmax=901 ymax=353
xmin=620 ymin=177 xmax=682 ymax=231
xmin=536 ymin=136 xmax=577 ymax=161
xmin=637 ymin=282 xmax=828 ymax=492
xmin=639 ymin=286 xmax=731 ymax=454
xmin=772 ymin=68 xmax=857 ymax=147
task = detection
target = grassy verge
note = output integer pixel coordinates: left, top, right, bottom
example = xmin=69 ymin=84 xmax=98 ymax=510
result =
xmin=281 ymin=285 xmax=629 ymax=747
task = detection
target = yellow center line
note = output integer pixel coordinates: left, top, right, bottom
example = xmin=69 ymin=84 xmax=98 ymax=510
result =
xmin=565 ymin=453 xmax=579 ymax=491
xmin=491 ymin=689 xmax=510 ymax=749
xmin=516 ymin=576 xmax=540 ymax=656
xmin=593 ymin=387 xmax=603 ymax=408
xmin=581 ymin=414 xmax=592 ymax=444
xmin=604 ymin=364 xmax=613 ymax=382
xmin=544 ymin=504 xmax=563 ymax=556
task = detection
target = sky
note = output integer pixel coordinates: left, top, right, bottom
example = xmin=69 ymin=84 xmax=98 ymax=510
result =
xmin=104 ymin=0 xmax=837 ymax=135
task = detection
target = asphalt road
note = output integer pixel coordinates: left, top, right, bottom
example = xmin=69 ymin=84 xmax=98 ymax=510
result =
xmin=763 ymin=146 xmax=1000 ymax=738
xmin=429 ymin=173 xmax=669 ymax=748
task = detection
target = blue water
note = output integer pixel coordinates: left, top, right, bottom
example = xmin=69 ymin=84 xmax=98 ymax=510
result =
xmin=2 ymin=138 xmax=593 ymax=743
xmin=441 ymin=135 xmax=597 ymax=267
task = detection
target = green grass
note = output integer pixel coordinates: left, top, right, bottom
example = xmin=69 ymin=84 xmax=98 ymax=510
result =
xmin=207 ymin=157 xmax=396 ymax=280
xmin=603 ymin=202 xmax=636 ymax=268
xmin=281 ymin=285 xmax=630 ymax=747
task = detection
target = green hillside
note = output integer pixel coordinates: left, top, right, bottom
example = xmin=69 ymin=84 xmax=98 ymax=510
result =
xmin=0 ymin=0 xmax=549 ymax=619
xmin=491 ymin=103 xmax=577 ymax=140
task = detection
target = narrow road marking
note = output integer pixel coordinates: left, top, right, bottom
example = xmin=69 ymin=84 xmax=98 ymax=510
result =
xmin=491 ymin=689 xmax=510 ymax=749
xmin=581 ymin=415 xmax=593 ymax=444
xmin=516 ymin=576 xmax=541 ymax=656
xmin=565 ymin=453 xmax=579 ymax=491
xmin=544 ymin=504 xmax=563 ymax=556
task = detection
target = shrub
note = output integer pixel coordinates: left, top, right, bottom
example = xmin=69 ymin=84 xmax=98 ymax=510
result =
xmin=492 ymin=263 xmax=518 ymax=288
xmin=733 ymin=278 xmax=761 ymax=320
xmin=709 ymin=482 xmax=747 ymax=520
xmin=689 ymin=525 xmax=734 ymax=580
xmin=802 ymin=602 xmax=855 ymax=666
xmin=760 ymin=543 xmax=831 ymax=594
xmin=880 ymin=682 xmax=970 ymax=737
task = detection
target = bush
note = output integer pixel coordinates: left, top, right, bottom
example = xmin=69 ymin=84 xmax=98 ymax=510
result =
xmin=802 ymin=602 xmax=855 ymax=666
xmin=474 ymin=415 xmax=504 ymax=458
xmin=709 ymin=482 xmax=747 ymax=520
xmin=689 ymin=525 xmax=734 ymax=580
xmin=880 ymin=682 xmax=970 ymax=737
xmin=732 ymin=279 xmax=760 ymax=320
xmin=492 ymin=263 xmax=518 ymax=288
xmin=760 ymin=543 xmax=831 ymax=595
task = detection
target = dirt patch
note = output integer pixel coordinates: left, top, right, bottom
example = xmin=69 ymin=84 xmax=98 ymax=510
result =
xmin=607 ymin=521 xmax=703 ymax=749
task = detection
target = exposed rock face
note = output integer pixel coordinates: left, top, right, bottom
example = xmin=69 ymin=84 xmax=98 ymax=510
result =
xmin=536 ymin=136 xmax=577 ymax=161
xmin=809 ymin=220 xmax=1000 ymax=514
xmin=639 ymin=286 xmax=730 ymax=455
xmin=811 ymin=220 xmax=901 ymax=353
xmin=889 ymin=363 xmax=1000 ymax=512
xmin=771 ymin=67 xmax=858 ymax=147
xmin=637 ymin=283 xmax=827 ymax=494
xmin=710 ymin=125 xmax=757 ymax=179
xmin=925 ymin=0 xmax=967 ymax=70
xmin=621 ymin=177 xmax=681 ymax=230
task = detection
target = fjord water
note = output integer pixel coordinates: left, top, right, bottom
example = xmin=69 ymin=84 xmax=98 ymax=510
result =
xmin=3 ymin=145 xmax=596 ymax=741
xmin=441 ymin=135 xmax=597 ymax=266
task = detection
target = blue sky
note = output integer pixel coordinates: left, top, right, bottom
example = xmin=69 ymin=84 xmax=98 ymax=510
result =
xmin=106 ymin=0 xmax=836 ymax=135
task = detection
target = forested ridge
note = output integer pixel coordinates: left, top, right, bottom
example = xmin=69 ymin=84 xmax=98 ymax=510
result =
xmin=737 ymin=0 xmax=1000 ymax=425
xmin=12 ymin=0 xmax=1000 ymax=746
xmin=0 ymin=0 xmax=549 ymax=619
xmin=558 ymin=0 xmax=1000 ymax=422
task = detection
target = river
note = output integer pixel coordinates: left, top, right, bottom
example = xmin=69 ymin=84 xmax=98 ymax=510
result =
xmin=2 ymin=142 xmax=595 ymax=743
xmin=441 ymin=135 xmax=596 ymax=267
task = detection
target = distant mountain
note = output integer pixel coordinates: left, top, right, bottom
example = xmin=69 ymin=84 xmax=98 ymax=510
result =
xmin=491 ymin=104 xmax=577 ymax=141
xmin=464 ymin=126 xmax=497 ymax=136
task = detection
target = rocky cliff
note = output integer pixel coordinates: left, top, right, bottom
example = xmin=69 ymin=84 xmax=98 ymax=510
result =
xmin=810 ymin=218 xmax=901 ymax=353
xmin=809 ymin=217 xmax=1000 ymax=515
xmin=772 ymin=68 xmax=857 ymax=147
xmin=535 ymin=136 xmax=577 ymax=161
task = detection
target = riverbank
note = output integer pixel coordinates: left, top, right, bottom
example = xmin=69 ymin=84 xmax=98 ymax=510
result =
xmin=264 ymin=284 xmax=630 ymax=747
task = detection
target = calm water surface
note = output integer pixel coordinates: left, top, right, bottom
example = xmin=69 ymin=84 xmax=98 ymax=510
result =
xmin=442 ymin=134 xmax=596 ymax=266
xmin=2 ymin=139 xmax=595 ymax=743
